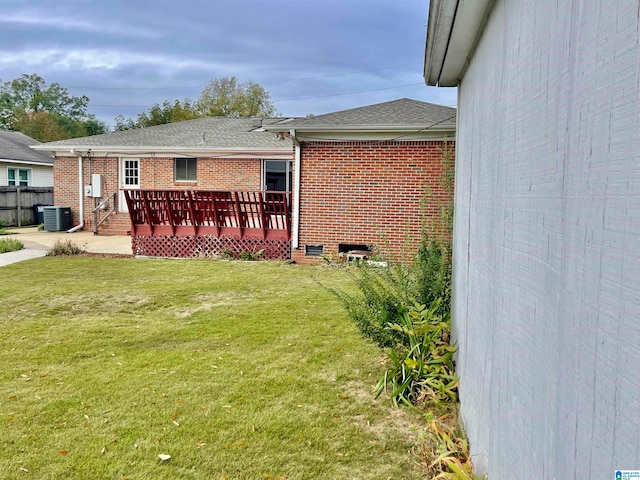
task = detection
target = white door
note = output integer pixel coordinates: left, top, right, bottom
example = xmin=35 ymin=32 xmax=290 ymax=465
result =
xmin=119 ymin=158 xmax=140 ymax=212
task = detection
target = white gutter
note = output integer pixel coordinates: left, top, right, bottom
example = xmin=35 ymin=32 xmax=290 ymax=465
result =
xmin=67 ymin=152 xmax=84 ymax=233
xmin=31 ymin=145 xmax=292 ymax=156
xmin=290 ymin=129 xmax=301 ymax=249
xmin=264 ymin=124 xmax=456 ymax=133
xmin=0 ymin=158 xmax=53 ymax=166
xmin=424 ymin=0 xmax=496 ymax=86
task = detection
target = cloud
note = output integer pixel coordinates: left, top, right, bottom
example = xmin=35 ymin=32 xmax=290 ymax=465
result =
xmin=0 ymin=48 xmax=244 ymax=76
xmin=0 ymin=0 xmax=457 ymax=126
xmin=0 ymin=12 xmax=161 ymax=40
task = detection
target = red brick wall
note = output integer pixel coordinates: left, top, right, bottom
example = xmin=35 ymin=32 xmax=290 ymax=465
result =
xmin=293 ymin=140 xmax=454 ymax=264
xmin=54 ymin=155 xmax=273 ymax=233
xmin=141 ymin=157 xmax=262 ymax=190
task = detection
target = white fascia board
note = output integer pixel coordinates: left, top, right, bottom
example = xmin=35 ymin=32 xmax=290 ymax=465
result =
xmin=33 ymin=146 xmax=292 ymax=160
xmin=424 ymin=0 xmax=495 ymax=87
xmin=293 ymin=130 xmax=456 ymax=142
xmin=265 ymin=124 xmax=455 ymax=133
xmin=0 ymin=158 xmax=53 ymax=166
xmin=31 ymin=145 xmax=291 ymax=153
xmin=424 ymin=0 xmax=459 ymax=86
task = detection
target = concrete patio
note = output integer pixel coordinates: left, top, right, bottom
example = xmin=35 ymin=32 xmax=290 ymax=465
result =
xmin=1 ymin=227 xmax=132 ymax=267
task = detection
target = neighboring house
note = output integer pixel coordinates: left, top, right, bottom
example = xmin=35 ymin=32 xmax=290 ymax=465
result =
xmin=34 ymin=99 xmax=455 ymax=260
xmin=0 ymin=131 xmax=53 ymax=187
xmin=264 ymin=98 xmax=455 ymax=263
xmin=425 ymin=1 xmax=640 ymax=479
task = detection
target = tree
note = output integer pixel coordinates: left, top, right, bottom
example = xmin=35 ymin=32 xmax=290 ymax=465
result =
xmin=115 ymin=77 xmax=277 ymax=129
xmin=196 ymin=77 xmax=277 ymax=117
xmin=136 ymin=99 xmax=201 ymax=127
xmin=0 ymin=73 xmax=107 ymax=142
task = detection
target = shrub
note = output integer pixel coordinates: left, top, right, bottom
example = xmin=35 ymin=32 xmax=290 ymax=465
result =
xmin=332 ymin=235 xmax=452 ymax=349
xmin=0 ymin=238 xmax=24 ymax=253
xmin=46 ymin=239 xmax=85 ymax=256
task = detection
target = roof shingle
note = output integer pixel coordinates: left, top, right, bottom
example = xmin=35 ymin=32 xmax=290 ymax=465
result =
xmin=36 ymin=117 xmax=293 ymax=151
xmin=266 ymin=98 xmax=456 ymax=130
xmin=0 ymin=131 xmax=52 ymax=164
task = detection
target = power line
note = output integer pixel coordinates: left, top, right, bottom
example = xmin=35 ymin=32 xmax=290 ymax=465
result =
xmin=67 ymin=62 xmax=422 ymax=91
xmin=89 ymin=82 xmax=427 ymax=109
xmin=273 ymin=83 xmax=424 ymax=102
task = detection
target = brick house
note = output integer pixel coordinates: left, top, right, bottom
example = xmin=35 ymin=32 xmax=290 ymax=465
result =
xmin=34 ymin=99 xmax=455 ymax=261
xmin=264 ymin=98 xmax=455 ymax=263
xmin=33 ymin=117 xmax=294 ymax=237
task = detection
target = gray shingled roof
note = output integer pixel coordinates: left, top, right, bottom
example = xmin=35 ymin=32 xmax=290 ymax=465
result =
xmin=266 ymin=98 xmax=456 ymax=131
xmin=267 ymin=98 xmax=456 ymax=131
xmin=34 ymin=117 xmax=293 ymax=151
xmin=0 ymin=131 xmax=52 ymax=164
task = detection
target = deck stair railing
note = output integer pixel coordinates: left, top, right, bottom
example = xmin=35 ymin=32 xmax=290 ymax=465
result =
xmin=92 ymin=192 xmax=117 ymax=234
xmin=123 ymin=189 xmax=291 ymax=241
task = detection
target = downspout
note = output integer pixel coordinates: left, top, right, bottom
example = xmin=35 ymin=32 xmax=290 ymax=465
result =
xmin=290 ymin=129 xmax=301 ymax=249
xmin=67 ymin=150 xmax=85 ymax=232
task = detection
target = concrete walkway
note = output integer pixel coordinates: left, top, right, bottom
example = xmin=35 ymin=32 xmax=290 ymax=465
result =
xmin=0 ymin=227 xmax=132 ymax=267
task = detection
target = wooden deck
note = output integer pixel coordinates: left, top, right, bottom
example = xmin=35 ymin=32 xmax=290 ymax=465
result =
xmin=123 ymin=189 xmax=291 ymax=241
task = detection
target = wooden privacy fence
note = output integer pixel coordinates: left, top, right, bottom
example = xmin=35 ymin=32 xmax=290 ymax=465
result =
xmin=0 ymin=186 xmax=53 ymax=226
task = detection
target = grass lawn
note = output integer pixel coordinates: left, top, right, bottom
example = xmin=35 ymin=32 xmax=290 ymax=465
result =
xmin=0 ymin=257 xmax=426 ymax=479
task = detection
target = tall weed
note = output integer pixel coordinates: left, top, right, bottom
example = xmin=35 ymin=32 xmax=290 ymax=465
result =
xmin=0 ymin=238 xmax=24 ymax=253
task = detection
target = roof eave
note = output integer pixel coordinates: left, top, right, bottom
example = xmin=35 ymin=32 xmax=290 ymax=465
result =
xmin=424 ymin=0 xmax=496 ymax=87
xmin=0 ymin=158 xmax=53 ymax=166
xmin=31 ymin=145 xmax=291 ymax=154
xmin=264 ymin=124 xmax=456 ymax=133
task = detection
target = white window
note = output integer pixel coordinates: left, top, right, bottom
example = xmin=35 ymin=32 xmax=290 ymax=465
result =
xmin=175 ymin=158 xmax=197 ymax=182
xmin=123 ymin=159 xmax=139 ymax=186
xmin=7 ymin=168 xmax=30 ymax=187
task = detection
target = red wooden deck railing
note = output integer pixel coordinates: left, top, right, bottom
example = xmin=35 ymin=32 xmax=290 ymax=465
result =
xmin=123 ymin=189 xmax=291 ymax=241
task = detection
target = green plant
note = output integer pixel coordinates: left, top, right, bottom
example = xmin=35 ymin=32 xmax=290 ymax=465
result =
xmin=330 ymin=236 xmax=451 ymax=349
xmin=46 ymin=238 xmax=85 ymax=256
xmin=37 ymin=223 xmax=45 ymax=231
xmin=238 ymin=247 xmax=264 ymax=261
xmin=218 ymin=248 xmax=235 ymax=260
xmin=0 ymin=219 xmax=6 ymax=229
xmin=320 ymin=250 xmax=346 ymax=266
xmin=0 ymin=238 xmax=24 ymax=253
xmin=375 ymin=299 xmax=458 ymax=406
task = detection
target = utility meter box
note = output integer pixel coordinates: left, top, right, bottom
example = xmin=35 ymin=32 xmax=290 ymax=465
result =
xmin=91 ymin=174 xmax=102 ymax=198
xmin=84 ymin=185 xmax=92 ymax=197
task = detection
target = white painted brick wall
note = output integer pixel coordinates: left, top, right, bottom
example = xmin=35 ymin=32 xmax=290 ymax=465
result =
xmin=453 ymin=0 xmax=640 ymax=478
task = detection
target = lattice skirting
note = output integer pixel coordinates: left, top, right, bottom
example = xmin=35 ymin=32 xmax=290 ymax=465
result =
xmin=131 ymin=235 xmax=291 ymax=260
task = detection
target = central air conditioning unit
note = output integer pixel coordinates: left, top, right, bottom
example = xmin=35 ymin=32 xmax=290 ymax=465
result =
xmin=43 ymin=206 xmax=73 ymax=232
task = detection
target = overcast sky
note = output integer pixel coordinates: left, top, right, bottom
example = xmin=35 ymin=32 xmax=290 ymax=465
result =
xmin=0 ymin=0 xmax=457 ymax=127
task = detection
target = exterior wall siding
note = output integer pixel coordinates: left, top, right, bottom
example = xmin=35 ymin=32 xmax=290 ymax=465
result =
xmin=1 ymin=162 xmax=53 ymax=187
xmin=293 ymin=140 xmax=453 ymax=263
xmin=453 ymin=1 xmax=640 ymax=478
